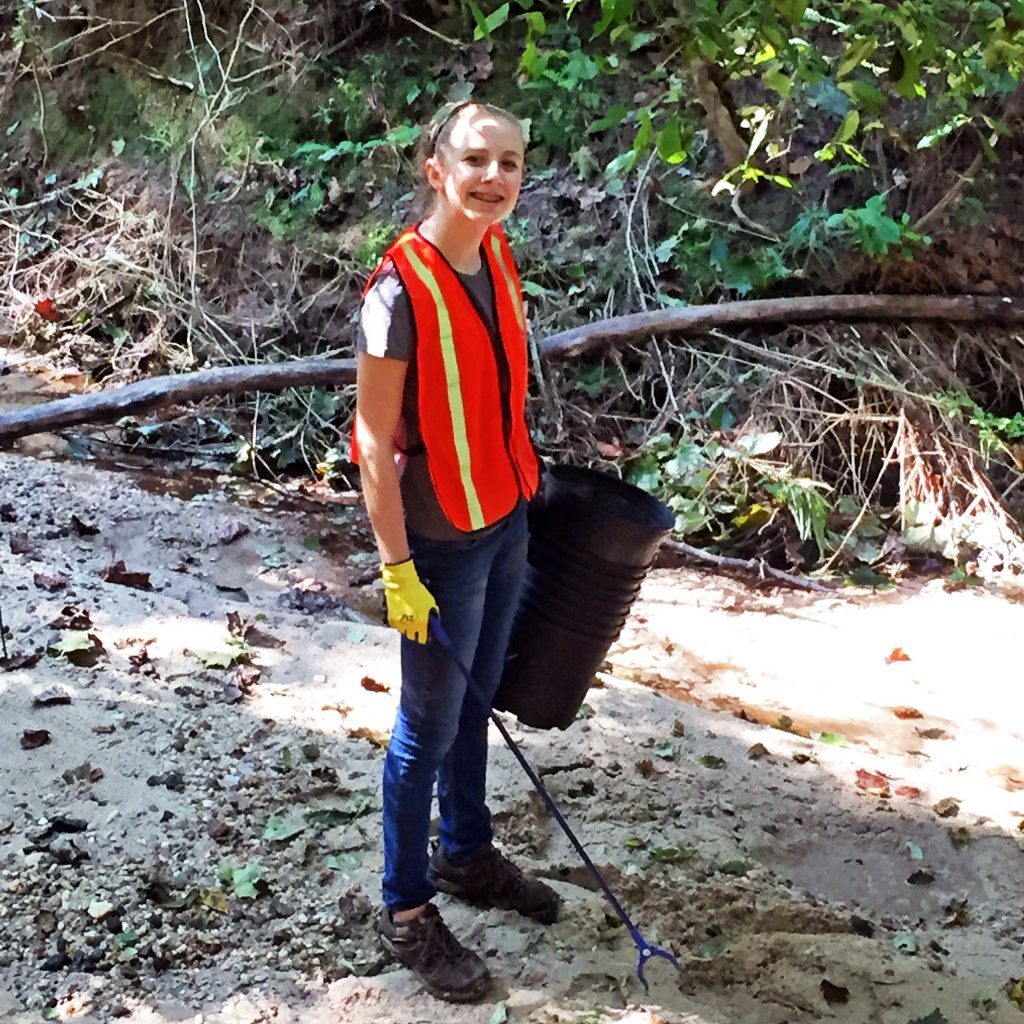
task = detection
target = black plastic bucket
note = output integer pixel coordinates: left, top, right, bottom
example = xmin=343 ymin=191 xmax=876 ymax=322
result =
xmin=494 ymin=465 xmax=674 ymax=729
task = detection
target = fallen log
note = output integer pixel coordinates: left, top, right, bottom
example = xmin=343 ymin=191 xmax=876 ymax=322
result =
xmin=2 ymin=293 xmax=1022 ymax=442
xmin=0 ymin=358 xmax=355 ymax=443
xmin=539 ymin=292 xmax=1024 ymax=358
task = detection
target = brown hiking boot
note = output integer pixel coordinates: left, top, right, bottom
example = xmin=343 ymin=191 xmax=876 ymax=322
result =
xmin=376 ymin=904 xmax=490 ymax=1003
xmin=428 ymin=843 xmax=561 ymax=925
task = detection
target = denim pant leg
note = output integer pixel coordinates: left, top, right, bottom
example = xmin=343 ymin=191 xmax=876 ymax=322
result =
xmin=437 ymin=506 xmax=528 ymax=860
xmin=380 ymin=503 xmax=528 ymax=911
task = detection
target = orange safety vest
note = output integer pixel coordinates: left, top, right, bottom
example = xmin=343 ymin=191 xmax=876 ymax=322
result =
xmin=354 ymin=223 xmax=540 ymax=532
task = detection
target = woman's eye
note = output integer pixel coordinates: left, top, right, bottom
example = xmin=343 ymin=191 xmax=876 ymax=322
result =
xmin=502 ymin=161 xmax=520 ymax=172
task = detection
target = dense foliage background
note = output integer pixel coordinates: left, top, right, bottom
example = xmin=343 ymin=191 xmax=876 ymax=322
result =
xmin=2 ymin=0 xmax=1024 ymax=576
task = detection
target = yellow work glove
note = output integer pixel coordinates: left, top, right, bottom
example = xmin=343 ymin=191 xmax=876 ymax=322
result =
xmin=381 ymin=559 xmax=438 ymax=644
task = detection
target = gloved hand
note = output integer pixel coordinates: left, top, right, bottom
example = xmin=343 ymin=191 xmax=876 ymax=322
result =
xmin=381 ymin=559 xmax=438 ymax=644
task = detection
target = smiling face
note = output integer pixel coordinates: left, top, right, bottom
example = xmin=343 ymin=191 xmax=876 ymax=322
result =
xmin=424 ymin=105 xmax=525 ymax=225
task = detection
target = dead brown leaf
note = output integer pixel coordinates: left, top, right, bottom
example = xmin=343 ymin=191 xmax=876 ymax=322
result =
xmin=932 ymin=797 xmax=960 ymax=818
xmin=20 ymin=729 xmax=52 ymax=750
xmin=34 ymin=572 xmax=69 ymax=592
xmin=101 ymin=561 xmax=151 ymax=590
xmin=9 ymin=534 xmax=33 ymax=555
xmin=892 ymin=706 xmax=923 ymax=720
xmin=360 ymin=676 xmax=390 ymax=694
xmin=885 ymin=647 xmax=911 ymax=664
xmin=49 ymin=606 xmax=92 ymax=630
xmin=855 ymin=768 xmax=891 ymax=797
xmin=635 ymin=758 xmax=655 ymax=777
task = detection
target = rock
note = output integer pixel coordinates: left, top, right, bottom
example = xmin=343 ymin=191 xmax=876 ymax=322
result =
xmin=88 ymin=900 xmax=114 ymax=921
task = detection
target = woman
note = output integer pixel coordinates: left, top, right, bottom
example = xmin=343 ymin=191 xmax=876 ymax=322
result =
xmin=354 ymin=101 xmax=560 ymax=1004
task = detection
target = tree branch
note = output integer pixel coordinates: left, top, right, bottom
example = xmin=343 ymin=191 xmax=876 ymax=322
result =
xmin=660 ymin=538 xmax=835 ymax=593
xmin=2 ymin=292 xmax=1023 ymax=443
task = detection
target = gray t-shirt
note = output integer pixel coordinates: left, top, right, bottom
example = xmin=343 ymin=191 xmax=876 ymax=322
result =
xmin=356 ymin=258 xmax=501 ymax=540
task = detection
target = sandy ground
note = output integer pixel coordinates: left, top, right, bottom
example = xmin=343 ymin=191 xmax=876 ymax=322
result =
xmin=1 ymin=358 xmax=1023 ymax=1024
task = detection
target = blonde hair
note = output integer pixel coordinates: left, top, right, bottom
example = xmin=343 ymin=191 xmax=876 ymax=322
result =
xmin=410 ymin=101 xmax=524 ymax=217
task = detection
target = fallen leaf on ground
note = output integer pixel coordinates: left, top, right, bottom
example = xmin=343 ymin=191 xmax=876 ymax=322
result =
xmin=360 ymin=676 xmax=389 ymax=693
xmin=1006 ymin=978 xmax=1024 ymax=1009
xmin=49 ymin=605 xmax=92 ymax=630
xmin=698 ymin=754 xmax=727 ymax=769
xmin=635 ymin=758 xmax=655 ymax=777
xmin=932 ymin=797 xmax=960 ymax=818
xmin=32 ymin=688 xmax=71 ymax=707
xmin=217 ymin=520 xmax=250 ymax=544
xmin=820 ymin=979 xmax=850 ymax=1006
xmin=70 ymin=514 xmax=99 ymax=536
xmin=917 ymin=727 xmax=949 ymax=740
xmin=217 ymin=861 xmax=265 ymax=899
xmin=49 ymin=631 xmax=104 ymax=665
xmin=34 ymin=572 xmax=69 ymax=592
xmin=950 ymin=827 xmax=971 ymax=847
xmin=9 ymin=534 xmax=33 ymax=555
xmin=895 ymin=785 xmax=923 ymax=799
xmin=893 ymin=706 xmax=923 ymax=719
xmin=907 ymin=869 xmax=936 ymax=885
xmin=100 ymin=561 xmax=151 ymax=590
xmin=942 ymin=898 xmax=970 ymax=927
xmin=885 ymin=647 xmax=911 ymax=663
xmin=346 ymin=725 xmax=390 ymax=749
xmin=262 ymin=814 xmax=307 ymax=842
xmin=21 ymin=729 xmax=52 ymax=749
xmin=855 ymin=769 xmax=891 ymax=797
xmin=2 ymin=652 xmax=42 ymax=671
xmin=747 ymin=743 xmax=770 ymax=760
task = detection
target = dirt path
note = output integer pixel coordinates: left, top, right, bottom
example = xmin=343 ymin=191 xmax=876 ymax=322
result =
xmin=1 ymin=365 xmax=1023 ymax=1024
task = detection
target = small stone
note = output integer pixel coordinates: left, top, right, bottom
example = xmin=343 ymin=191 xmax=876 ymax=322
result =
xmin=88 ymin=900 xmax=114 ymax=921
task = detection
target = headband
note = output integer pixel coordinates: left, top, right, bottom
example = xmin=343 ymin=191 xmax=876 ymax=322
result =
xmin=425 ymin=101 xmax=474 ymax=152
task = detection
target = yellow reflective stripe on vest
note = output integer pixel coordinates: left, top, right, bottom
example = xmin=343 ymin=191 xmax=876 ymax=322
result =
xmin=489 ymin=234 xmax=526 ymax=333
xmin=402 ymin=246 xmax=486 ymax=531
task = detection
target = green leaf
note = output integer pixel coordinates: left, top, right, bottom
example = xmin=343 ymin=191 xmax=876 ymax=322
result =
xmin=834 ymin=109 xmax=860 ymax=145
xmin=813 ymin=732 xmax=847 ymax=746
xmin=218 ymin=861 xmax=264 ymax=899
xmin=489 ymin=1002 xmax=509 ymax=1024
xmin=892 ymin=932 xmax=918 ymax=954
xmin=763 ymin=66 xmax=792 ymax=98
xmin=656 ymin=116 xmax=691 ymax=164
xmin=839 ymin=35 xmax=878 ymax=79
xmin=472 ymin=2 xmax=510 ymax=39
xmin=302 ymin=535 xmax=321 ymax=551
xmin=192 ymin=648 xmax=239 ymax=669
xmin=325 ymin=852 xmax=363 ymax=872
xmin=262 ymin=814 xmax=307 ymax=842
xmin=650 ymin=844 xmax=696 ymax=863
xmin=304 ymin=789 xmax=375 ymax=826
xmin=654 ymin=741 xmax=676 ymax=760
xmin=624 ymin=835 xmax=646 ymax=849
xmin=698 ymin=754 xmax=726 ymax=769
xmin=49 ymin=631 xmax=98 ymax=657
xmin=720 ymin=859 xmax=751 ymax=876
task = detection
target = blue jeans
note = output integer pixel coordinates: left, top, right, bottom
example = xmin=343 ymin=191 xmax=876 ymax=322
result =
xmin=381 ymin=502 xmax=529 ymax=911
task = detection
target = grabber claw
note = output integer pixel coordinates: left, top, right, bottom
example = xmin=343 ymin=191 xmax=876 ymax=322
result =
xmin=632 ymin=929 xmax=684 ymax=991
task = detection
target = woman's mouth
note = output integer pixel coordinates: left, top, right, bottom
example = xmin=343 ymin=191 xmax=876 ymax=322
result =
xmin=469 ymin=191 xmax=504 ymax=205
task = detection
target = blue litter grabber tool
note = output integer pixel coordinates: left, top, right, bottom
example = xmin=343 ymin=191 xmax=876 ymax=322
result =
xmin=430 ymin=615 xmax=684 ymax=991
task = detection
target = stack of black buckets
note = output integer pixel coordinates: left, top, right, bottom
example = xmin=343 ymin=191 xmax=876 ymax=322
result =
xmin=495 ymin=465 xmax=675 ymax=730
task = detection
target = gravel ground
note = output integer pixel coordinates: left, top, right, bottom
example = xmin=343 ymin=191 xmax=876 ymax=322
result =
xmin=1 ymin=420 xmax=1023 ymax=1024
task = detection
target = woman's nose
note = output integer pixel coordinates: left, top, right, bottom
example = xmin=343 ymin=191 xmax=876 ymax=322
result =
xmin=481 ymin=160 xmax=500 ymax=180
